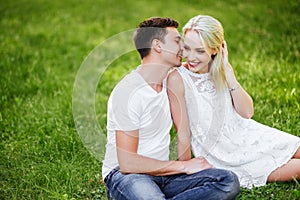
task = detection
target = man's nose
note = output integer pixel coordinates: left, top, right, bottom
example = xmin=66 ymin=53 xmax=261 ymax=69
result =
xmin=180 ymin=40 xmax=183 ymax=48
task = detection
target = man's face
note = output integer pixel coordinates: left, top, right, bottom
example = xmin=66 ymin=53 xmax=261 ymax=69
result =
xmin=160 ymin=27 xmax=183 ymax=67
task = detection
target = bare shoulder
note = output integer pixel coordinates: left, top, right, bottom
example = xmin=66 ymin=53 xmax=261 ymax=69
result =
xmin=167 ymin=69 xmax=183 ymax=85
xmin=167 ymin=69 xmax=184 ymax=94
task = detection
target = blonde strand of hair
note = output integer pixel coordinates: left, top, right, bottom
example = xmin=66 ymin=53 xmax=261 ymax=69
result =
xmin=211 ymin=48 xmax=226 ymax=92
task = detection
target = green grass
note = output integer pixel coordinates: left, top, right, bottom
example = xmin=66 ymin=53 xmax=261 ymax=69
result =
xmin=1 ymin=0 xmax=299 ymax=199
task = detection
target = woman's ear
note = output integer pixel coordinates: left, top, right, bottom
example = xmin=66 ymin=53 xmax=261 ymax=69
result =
xmin=210 ymin=48 xmax=217 ymax=59
xmin=152 ymin=39 xmax=162 ymax=53
xmin=211 ymin=48 xmax=217 ymax=56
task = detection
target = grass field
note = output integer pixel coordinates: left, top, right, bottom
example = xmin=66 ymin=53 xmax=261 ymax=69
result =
xmin=1 ymin=0 xmax=299 ymax=199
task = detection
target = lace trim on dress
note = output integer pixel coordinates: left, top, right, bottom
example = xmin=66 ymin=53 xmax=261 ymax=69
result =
xmin=179 ymin=66 xmax=215 ymax=93
xmin=180 ymin=66 xmax=210 ymax=79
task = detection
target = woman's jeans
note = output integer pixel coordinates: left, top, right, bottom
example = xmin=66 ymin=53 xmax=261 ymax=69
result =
xmin=104 ymin=167 xmax=240 ymax=200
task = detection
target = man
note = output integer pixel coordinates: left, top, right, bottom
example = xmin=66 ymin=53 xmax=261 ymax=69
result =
xmin=102 ymin=17 xmax=240 ymax=200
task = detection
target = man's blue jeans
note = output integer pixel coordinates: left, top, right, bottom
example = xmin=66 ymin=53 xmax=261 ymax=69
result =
xmin=104 ymin=167 xmax=240 ymax=200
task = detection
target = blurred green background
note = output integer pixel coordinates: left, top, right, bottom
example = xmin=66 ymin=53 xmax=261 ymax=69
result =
xmin=1 ymin=0 xmax=299 ymax=199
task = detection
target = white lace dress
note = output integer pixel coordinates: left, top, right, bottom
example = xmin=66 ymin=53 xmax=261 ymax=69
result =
xmin=177 ymin=66 xmax=300 ymax=188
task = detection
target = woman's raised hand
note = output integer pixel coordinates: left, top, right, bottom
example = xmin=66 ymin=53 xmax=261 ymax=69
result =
xmin=222 ymin=40 xmax=236 ymax=82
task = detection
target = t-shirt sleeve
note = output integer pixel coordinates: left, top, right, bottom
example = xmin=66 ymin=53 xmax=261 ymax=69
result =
xmin=108 ymin=81 xmax=141 ymax=131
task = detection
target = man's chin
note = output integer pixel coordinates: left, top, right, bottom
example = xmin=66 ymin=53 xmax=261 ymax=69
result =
xmin=174 ymin=62 xmax=182 ymax=67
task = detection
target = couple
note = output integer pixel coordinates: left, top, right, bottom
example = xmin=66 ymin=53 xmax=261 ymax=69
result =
xmin=102 ymin=15 xmax=300 ymax=199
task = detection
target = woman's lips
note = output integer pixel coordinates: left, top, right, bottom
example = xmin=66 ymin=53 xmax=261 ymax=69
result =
xmin=187 ymin=61 xmax=200 ymax=68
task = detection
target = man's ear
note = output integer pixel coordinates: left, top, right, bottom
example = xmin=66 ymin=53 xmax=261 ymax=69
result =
xmin=152 ymin=39 xmax=162 ymax=53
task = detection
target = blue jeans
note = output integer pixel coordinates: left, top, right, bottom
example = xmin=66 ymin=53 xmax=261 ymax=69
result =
xmin=104 ymin=167 xmax=240 ymax=200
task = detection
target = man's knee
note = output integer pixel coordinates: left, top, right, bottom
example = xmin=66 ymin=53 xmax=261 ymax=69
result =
xmin=220 ymin=169 xmax=240 ymax=199
xmin=106 ymin=173 xmax=165 ymax=200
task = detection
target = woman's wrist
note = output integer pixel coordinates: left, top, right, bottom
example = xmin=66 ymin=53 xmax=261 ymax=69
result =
xmin=227 ymin=78 xmax=240 ymax=92
xmin=228 ymin=83 xmax=240 ymax=92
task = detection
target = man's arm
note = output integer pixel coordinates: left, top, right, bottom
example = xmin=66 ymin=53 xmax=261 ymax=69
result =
xmin=116 ymin=129 xmax=207 ymax=176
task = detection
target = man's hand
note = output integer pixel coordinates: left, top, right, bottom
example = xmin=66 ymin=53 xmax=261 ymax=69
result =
xmin=183 ymin=156 xmax=213 ymax=174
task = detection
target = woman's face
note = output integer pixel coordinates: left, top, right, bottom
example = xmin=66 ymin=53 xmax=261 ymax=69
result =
xmin=183 ymin=30 xmax=213 ymax=74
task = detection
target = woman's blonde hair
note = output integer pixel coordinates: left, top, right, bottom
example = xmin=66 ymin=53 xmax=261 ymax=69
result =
xmin=183 ymin=15 xmax=226 ymax=92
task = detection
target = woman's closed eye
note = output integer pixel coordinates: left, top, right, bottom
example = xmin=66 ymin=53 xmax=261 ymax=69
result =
xmin=196 ymin=49 xmax=206 ymax=54
xmin=183 ymin=45 xmax=191 ymax=51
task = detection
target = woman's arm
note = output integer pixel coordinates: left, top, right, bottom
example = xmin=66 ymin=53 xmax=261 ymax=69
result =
xmin=167 ymin=70 xmax=191 ymax=161
xmin=223 ymin=41 xmax=254 ymax=119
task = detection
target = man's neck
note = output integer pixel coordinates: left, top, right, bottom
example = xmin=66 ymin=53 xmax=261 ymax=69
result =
xmin=137 ymin=60 xmax=170 ymax=93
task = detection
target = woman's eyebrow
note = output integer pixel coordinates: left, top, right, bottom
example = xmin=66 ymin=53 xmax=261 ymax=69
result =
xmin=183 ymin=43 xmax=205 ymax=50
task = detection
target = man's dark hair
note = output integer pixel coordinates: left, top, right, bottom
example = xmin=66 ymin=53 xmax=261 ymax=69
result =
xmin=133 ymin=17 xmax=179 ymax=59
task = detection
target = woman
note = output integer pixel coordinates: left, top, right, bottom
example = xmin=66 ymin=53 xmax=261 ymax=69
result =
xmin=167 ymin=15 xmax=300 ymax=188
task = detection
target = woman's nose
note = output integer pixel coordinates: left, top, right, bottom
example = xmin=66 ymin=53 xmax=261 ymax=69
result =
xmin=187 ymin=51 xmax=195 ymax=60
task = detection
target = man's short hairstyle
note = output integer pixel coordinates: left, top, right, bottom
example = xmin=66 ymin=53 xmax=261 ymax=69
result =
xmin=133 ymin=17 xmax=179 ymax=59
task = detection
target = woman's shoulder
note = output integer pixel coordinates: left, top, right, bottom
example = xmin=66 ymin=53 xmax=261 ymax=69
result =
xmin=167 ymin=67 xmax=185 ymax=95
xmin=167 ymin=67 xmax=183 ymax=83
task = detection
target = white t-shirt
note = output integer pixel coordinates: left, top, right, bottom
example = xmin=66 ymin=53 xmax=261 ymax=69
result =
xmin=102 ymin=69 xmax=172 ymax=179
